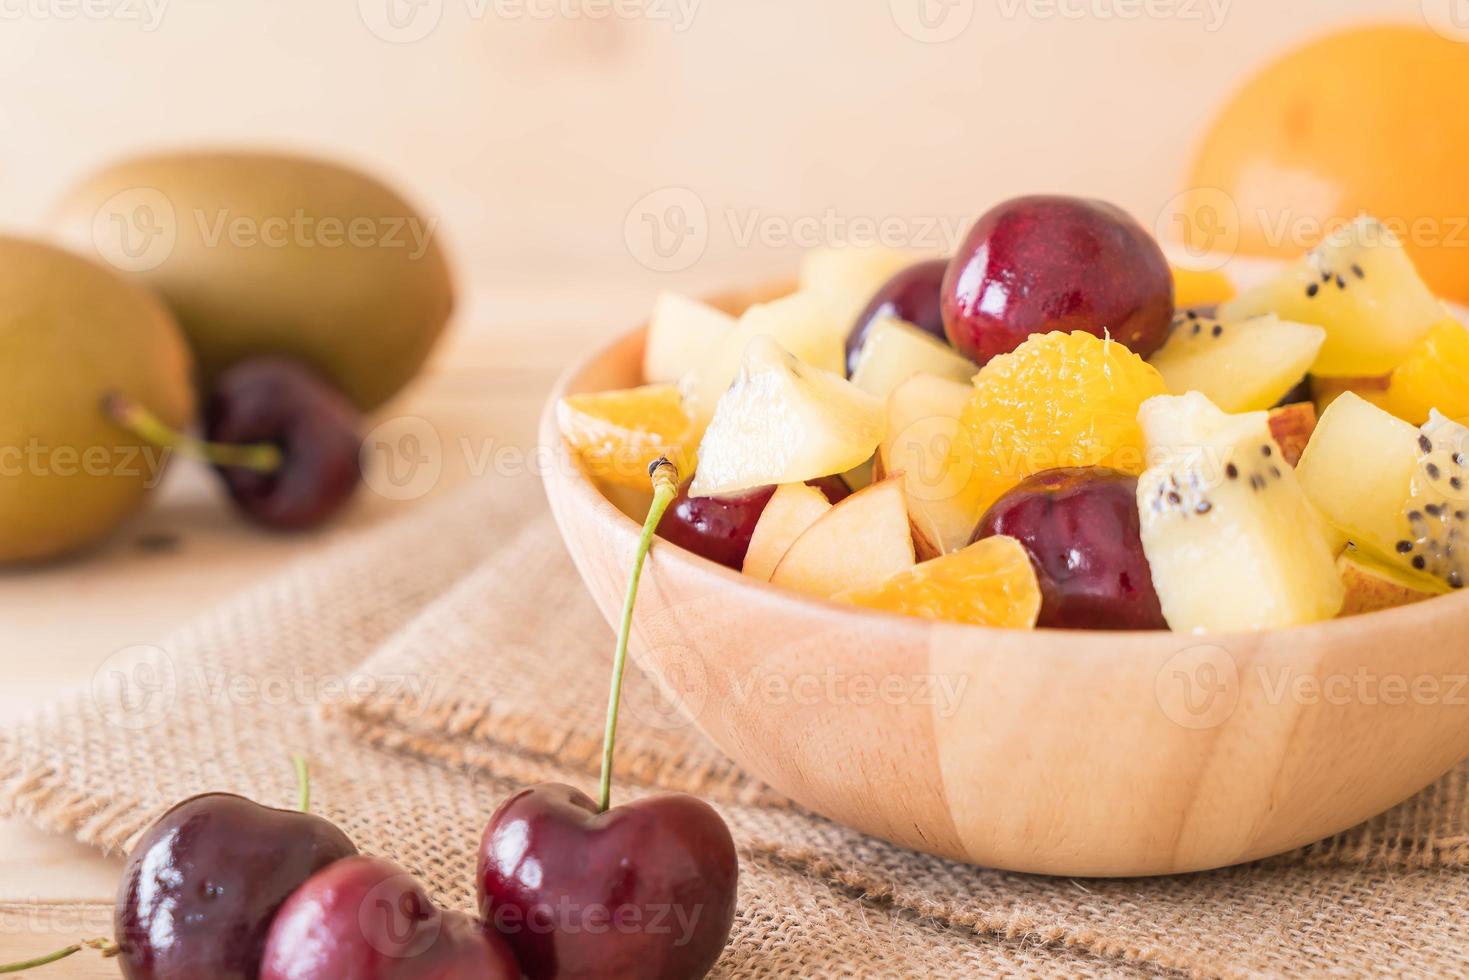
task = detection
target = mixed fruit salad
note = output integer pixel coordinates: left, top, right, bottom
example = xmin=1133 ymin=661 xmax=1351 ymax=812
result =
xmin=558 ymin=195 xmax=1469 ymax=634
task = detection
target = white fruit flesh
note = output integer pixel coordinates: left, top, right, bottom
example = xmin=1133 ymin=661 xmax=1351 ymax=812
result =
xmin=742 ymin=483 xmax=833 ymax=582
xmin=879 ymin=373 xmax=982 ymax=559
xmin=1149 ymin=313 xmax=1325 ymax=412
xmin=1297 ymin=392 xmax=1421 ymax=565
xmin=679 ymin=291 xmax=845 ymax=431
xmin=689 ymin=335 xmax=884 ymax=498
xmin=1219 ymin=216 xmax=1445 ymax=377
xmin=799 ymin=246 xmax=920 ymax=329
xmin=770 ymin=477 xmax=915 ymax=597
xmin=850 ymin=317 xmax=976 ymax=400
xmin=642 ymin=293 xmax=736 ymax=384
xmin=1136 ymin=393 xmax=1345 ymax=631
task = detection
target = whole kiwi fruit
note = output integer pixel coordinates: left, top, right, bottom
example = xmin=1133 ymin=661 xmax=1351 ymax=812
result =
xmin=0 ymin=237 xmax=194 ymax=564
xmin=52 ymin=151 xmax=455 ymax=411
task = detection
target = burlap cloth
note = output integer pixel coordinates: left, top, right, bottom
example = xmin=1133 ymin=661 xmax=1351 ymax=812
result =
xmin=4 ymin=472 xmax=1469 ymax=978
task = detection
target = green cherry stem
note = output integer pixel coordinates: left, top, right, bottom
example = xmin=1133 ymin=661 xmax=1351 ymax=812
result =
xmin=293 ymin=754 xmax=311 ymax=813
xmin=0 ymin=938 xmax=118 ymax=974
xmin=598 ymin=456 xmax=680 ymax=814
xmin=102 ymin=391 xmax=283 ymax=473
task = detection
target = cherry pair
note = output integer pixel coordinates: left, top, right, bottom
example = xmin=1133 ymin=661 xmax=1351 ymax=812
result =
xmin=3 ymin=459 xmax=738 ymax=980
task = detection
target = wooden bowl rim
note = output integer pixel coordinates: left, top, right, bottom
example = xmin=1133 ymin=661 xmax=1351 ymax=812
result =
xmin=540 ymin=288 xmax=1469 ymax=649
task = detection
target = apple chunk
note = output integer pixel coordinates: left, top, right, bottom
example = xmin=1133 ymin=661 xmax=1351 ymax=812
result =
xmin=689 ymin=335 xmax=884 ymax=498
xmin=679 ymin=291 xmax=846 ymax=431
xmin=1267 ymin=401 xmax=1317 ymax=468
xmin=880 ymin=374 xmax=983 ymax=559
xmin=850 ymin=317 xmax=975 ymax=399
xmin=742 ymin=483 xmax=833 ymax=581
xmin=643 ymin=293 xmax=736 ymax=384
xmin=1338 ymin=547 xmax=1447 ymax=616
xmin=770 ymin=477 xmax=916 ymax=597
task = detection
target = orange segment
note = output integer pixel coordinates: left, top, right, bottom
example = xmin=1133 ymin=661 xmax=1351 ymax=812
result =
xmin=836 ymin=536 xmax=1040 ymax=629
xmin=958 ymin=331 xmax=1167 ymax=515
xmin=1171 ymin=265 xmax=1234 ymax=308
xmin=557 ymin=383 xmax=697 ymax=488
xmin=1382 ymin=318 xmax=1469 ymax=425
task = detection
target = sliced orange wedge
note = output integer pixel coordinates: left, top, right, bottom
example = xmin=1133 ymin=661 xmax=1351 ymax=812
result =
xmin=835 ymin=535 xmax=1041 ymax=629
xmin=557 ymin=384 xmax=697 ymax=488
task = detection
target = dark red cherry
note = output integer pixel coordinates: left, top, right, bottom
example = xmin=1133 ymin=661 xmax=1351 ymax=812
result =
xmin=114 ymin=793 xmax=357 ymax=980
xmin=658 ymin=476 xmax=849 ymax=570
xmin=973 ymin=467 xmax=1167 ymax=631
xmin=942 ymin=195 xmax=1173 ymax=364
xmin=478 ymin=783 xmax=737 ymax=980
xmin=845 ymin=258 xmax=951 ymax=375
xmin=205 ymin=357 xmax=362 ymax=530
xmin=260 ymin=856 xmax=520 ymax=980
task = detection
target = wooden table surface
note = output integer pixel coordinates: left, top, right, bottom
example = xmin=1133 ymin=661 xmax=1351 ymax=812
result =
xmin=0 ymin=276 xmax=688 ymax=974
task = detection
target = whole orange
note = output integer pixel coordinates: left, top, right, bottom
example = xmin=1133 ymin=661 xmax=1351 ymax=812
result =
xmin=1179 ymin=26 xmax=1469 ymax=306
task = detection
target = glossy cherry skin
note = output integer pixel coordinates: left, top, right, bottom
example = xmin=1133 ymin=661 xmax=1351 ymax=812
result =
xmin=260 ymin=856 xmax=521 ymax=980
xmin=205 ymin=356 xmax=362 ymax=530
xmin=478 ymin=783 xmax=738 ymax=980
xmin=973 ymin=468 xmax=1167 ymax=631
xmin=658 ymin=476 xmax=849 ymax=570
xmin=942 ymin=195 xmax=1173 ymax=364
xmin=114 ymin=793 xmax=358 ymax=980
xmin=845 ymin=258 xmax=952 ymax=375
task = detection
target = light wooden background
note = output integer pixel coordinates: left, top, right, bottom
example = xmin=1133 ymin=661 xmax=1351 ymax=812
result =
xmin=0 ymin=0 xmax=1444 ymax=971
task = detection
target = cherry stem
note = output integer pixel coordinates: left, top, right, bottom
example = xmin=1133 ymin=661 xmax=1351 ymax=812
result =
xmin=293 ymin=754 xmax=311 ymax=813
xmin=102 ymin=391 xmax=283 ymax=473
xmin=0 ymin=938 xmax=118 ymax=973
xmin=598 ymin=456 xmax=679 ymax=814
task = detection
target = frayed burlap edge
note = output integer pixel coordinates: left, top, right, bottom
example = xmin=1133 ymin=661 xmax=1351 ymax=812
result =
xmin=330 ymin=695 xmax=790 ymax=810
xmin=0 ymin=751 xmax=157 ymax=857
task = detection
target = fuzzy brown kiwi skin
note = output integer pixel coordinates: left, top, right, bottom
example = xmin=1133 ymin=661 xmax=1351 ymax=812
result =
xmin=51 ymin=152 xmax=455 ymax=412
xmin=0 ymin=237 xmax=194 ymax=564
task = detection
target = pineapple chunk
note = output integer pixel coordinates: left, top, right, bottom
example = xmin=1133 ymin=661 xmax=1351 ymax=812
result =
xmin=679 ymin=291 xmax=845 ymax=431
xmin=642 ymin=293 xmax=736 ymax=384
xmin=1149 ymin=313 xmax=1324 ymax=412
xmin=799 ymin=246 xmax=919 ymax=330
xmin=1220 ymin=216 xmax=1445 ymax=377
xmin=850 ymin=317 xmax=975 ymax=400
xmin=689 ymin=335 xmax=884 ymax=498
xmin=1136 ymin=393 xmax=1344 ymax=631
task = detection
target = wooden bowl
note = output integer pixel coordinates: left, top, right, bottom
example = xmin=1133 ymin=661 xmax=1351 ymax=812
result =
xmin=540 ymin=285 xmax=1469 ymax=877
